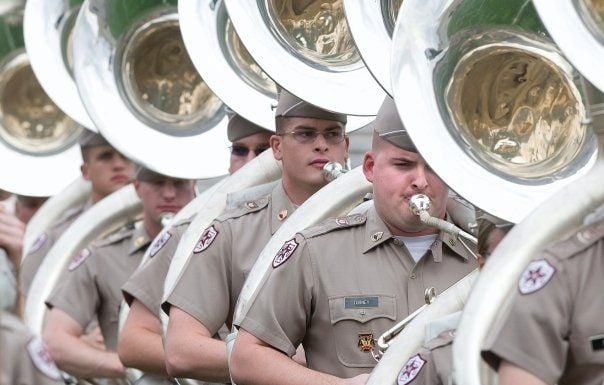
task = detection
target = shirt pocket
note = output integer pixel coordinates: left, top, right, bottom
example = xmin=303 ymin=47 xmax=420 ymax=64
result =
xmin=328 ymin=294 xmax=397 ymax=368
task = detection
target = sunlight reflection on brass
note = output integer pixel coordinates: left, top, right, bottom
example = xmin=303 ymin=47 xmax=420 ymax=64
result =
xmin=581 ymin=0 xmax=604 ymax=38
xmin=383 ymin=0 xmax=404 ymax=36
xmin=225 ymin=18 xmax=277 ymax=98
xmin=446 ymin=46 xmax=585 ymax=179
xmin=265 ymin=0 xmax=360 ymax=68
xmin=0 ymin=56 xmax=81 ymax=155
xmin=121 ymin=19 xmax=223 ymax=129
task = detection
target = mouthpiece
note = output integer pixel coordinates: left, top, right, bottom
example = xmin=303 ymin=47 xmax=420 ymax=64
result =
xmin=322 ymin=161 xmax=345 ymax=182
xmin=159 ymin=212 xmax=175 ymax=228
xmin=409 ymin=194 xmax=431 ymax=216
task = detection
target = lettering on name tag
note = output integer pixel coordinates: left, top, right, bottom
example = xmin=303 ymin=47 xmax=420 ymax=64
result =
xmin=345 ymin=296 xmax=379 ymax=309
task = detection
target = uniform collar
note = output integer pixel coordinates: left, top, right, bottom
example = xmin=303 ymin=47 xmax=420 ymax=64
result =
xmin=362 ymin=208 xmax=471 ymax=262
xmin=269 ymin=182 xmax=297 ymax=235
xmin=128 ymin=223 xmax=152 ymax=255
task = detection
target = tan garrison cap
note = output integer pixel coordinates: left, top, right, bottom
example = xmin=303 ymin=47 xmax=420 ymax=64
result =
xmin=135 ymin=165 xmax=168 ymax=182
xmin=373 ymin=96 xmax=417 ymax=152
xmin=227 ymin=114 xmax=271 ymax=142
xmin=78 ymin=131 xmax=110 ymax=148
xmin=275 ymin=89 xmax=347 ymax=124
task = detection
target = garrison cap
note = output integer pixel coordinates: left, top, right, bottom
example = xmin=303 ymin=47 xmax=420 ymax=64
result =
xmin=373 ymin=96 xmax=417 ymax=152
xmin=78 ymin=131 xmax=110 ymax=148
xmin=227 ymin=114 xmax=271 ymax=142
xmin=275 ymin=89 xmax=347 ymax=124
xmin=135 ymin=165 xmax=170 ymax=182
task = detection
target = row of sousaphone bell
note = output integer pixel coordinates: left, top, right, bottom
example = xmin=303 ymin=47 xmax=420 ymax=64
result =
xmin=8 ymin=0 xmax=604 ymax=384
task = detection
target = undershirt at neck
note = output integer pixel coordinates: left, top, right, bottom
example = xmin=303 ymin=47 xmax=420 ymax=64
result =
xmin=396 ymin=234 xmax=438 ymax=263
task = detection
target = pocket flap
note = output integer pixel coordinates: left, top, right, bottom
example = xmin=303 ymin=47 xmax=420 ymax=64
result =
xmin=328 ymin=294 xmax=396 ymax=325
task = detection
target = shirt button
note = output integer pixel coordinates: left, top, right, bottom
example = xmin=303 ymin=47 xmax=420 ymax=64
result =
xmin=409 ymin=274 xmax=416 ymax=279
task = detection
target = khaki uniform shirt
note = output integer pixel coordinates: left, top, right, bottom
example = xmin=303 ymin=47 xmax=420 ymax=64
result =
xmin=122 ymin=217 xmax=192 ymax=316
xmin=0 ymin=311 xmax=63 ymax=385
xmin=163 ymin=181 xmax=296 ymax=335
xmin=236 ymin=206 xmax=477 ymax=378
xmin=21 ymin=200 xmax=91 ymax=296
xmin=482 ymin=218 xmax=604 ymax=385
xmin=46 ymin=222 xmax=150 ymax=352
xmin=398 ymin=312 xmax=461 ymax=385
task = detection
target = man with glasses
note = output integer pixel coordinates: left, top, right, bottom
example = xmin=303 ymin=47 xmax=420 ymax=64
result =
xmin=228 ymin=113 xmax=272 ymax=174
xmin=161 ymin=90 xmax=350 ymax=382
xmin=229 ymin=97 xmax=477 ymax=385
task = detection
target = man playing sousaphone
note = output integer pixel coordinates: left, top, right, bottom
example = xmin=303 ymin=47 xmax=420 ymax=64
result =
xmin=229 ymin=97 xmax=478 ymax=384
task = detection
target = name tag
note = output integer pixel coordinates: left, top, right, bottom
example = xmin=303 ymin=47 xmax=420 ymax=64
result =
xmin=345 ymin=296 xmax=379 ymax=309
xmin=590 ymin=335 xmax=604 ymax=351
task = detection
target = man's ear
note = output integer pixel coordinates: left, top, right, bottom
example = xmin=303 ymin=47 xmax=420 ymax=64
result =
xmin=270 ymin=134 xmax=283 ymax=161
xmin=80 ymin=163 xmax=89 ymax=181
xmin=133 ymin=180 xmax=142 ymax=199
xmin=363 ymin=151 xmax=376 ymax=183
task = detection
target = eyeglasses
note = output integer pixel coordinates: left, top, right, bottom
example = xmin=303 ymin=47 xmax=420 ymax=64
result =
xmin=230 ymin=145 xmax=269 ymax=157
xmin=277 ymin=129 xmax=346 ymax=145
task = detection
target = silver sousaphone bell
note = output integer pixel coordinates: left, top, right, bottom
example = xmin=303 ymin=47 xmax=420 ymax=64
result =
xmin=0 ymin=0 xmax=83 ymax=197
xmin=73 ymin=0 xmax=232 ymax=179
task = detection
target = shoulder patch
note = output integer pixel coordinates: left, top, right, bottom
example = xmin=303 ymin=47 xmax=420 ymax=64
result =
xmin=397 ymin=354 xmax=426 ymax=385
xmin=216 ymin=197 xmax=270 ymax=222
xmin=26 ymin=337 xmax=62 ymax=380
xmin=272 ymin=238 xmax=299 ymax=268
xmin=193 ymin=225 xmax=219 ymax=254
xmin=518 ymin=259 xmax=556 ymax=295
xmin=28 ymin=232 xmax=48 ymax=254
xmin=68 ymin=248 xmax=91 ymax=271
xmin=301 ymin=214 xmax=367 ymax=239
xmin=149 ymin=231 xmax=172 ymax=258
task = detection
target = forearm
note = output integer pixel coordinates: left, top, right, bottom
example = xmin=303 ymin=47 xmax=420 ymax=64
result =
xmin=165 ymin=306 xmax=230 ymax=382
xmin=45 ymin=331 xmax=124 ymax=378
xmin=118 ymin=323 xmax=167 ymax=376
xmin=498 ymin=361 xmax=547 ymax=385
xmin=230 ymin=331 xmax=342 ymax=385
xmin=165 ymin=329 xmax=229 ymax=381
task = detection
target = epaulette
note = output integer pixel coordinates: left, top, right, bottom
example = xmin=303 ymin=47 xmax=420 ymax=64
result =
xmin=215 ymin=195 xmax=270 ymax=222
xmin=424 ymin=330 xmax=455 ymax=351
xmin=172 ymin=215 xmax=194 ymax=228
xmin=226 ymin=181 xmax=279 ymax=210
xmin=96 ymin=225 xmax=135 ymax=248
xmin=543 ymin=218 xmax=604 ymax=260
xmin=300 ymin=213 xmax=366 ymax=239
xmin=53 ymin=205 xmax=85 ymax=227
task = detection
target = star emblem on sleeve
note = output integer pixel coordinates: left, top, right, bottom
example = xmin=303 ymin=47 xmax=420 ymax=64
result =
xmin=272 ymin=238 xmax=298 ymax=268
xmin=193 ymin=225 xmax=218 ymax=254
xmin=518 ymin=259 xmax=556 ymax=295
xmin=397 ymin=354 xmax=426 ymax=385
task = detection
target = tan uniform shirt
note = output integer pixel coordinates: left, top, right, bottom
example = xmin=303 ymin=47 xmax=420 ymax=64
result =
xmin=163 ymin=181 xmax=296 ymax=335
xmin=0 ymin=311 xmax=63 ymax=385
xmin=21 ymin=200 xmax=91 ymax=295
xmin=236 ymin=206 xmax=477 ymax=378
xmin=398 ymin=330 xmax=457 ymax=385
xmin=122 ymin=217 xmax=192 ymax=316
xmin=46 ymin=222 xmax=150 ymax=352
xmin=482 ymin=218 xmax=604 ymax=385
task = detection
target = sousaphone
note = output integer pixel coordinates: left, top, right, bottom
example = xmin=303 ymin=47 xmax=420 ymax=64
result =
xmin=343 ymin=0 xmax=403 ymax=95
xmin=179 ymin=0 xmax=278 ymax=131
xmin=0 ymin=1 xmax=83 ymax=197
xmin=224 ymin=0 xmax=384 ymax=120
xmin=365 ymin=0 xmax=604 ymax=383
xmin=73 ymin=0 xmax=232 ymax=179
